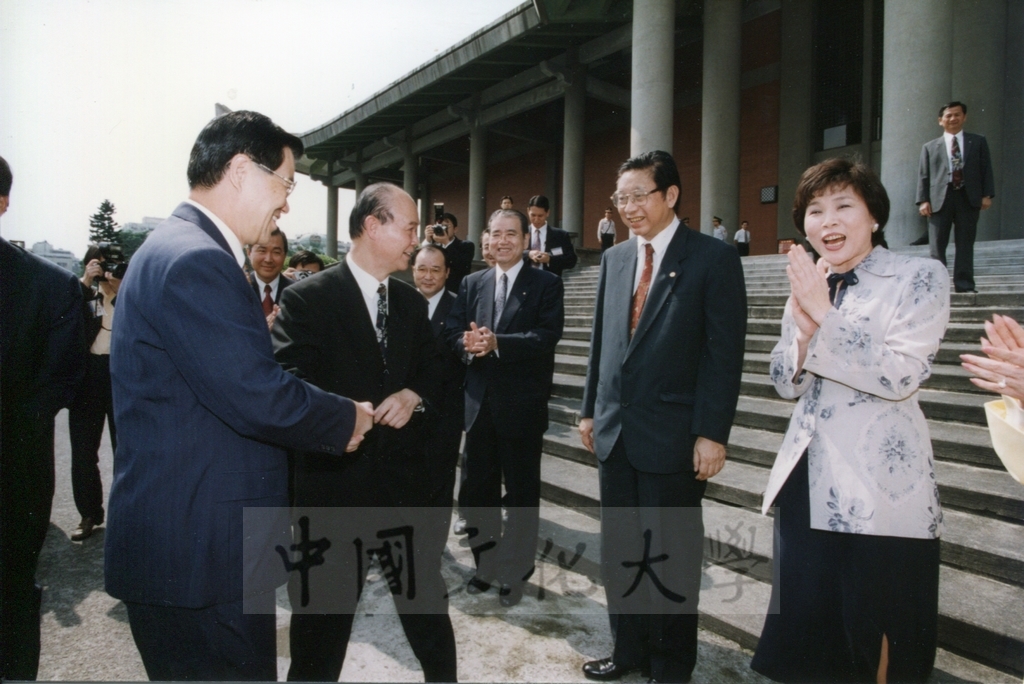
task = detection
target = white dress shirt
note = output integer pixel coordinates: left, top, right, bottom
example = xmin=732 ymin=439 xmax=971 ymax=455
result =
xmin=426 ymin=289 xmax=445 ymax=320
xmin=598 ymin=218 xmax=616 ymax=237
xmin=346 ymin=254 xmax=389 ymax=326
xmin=184 ymin=199 xmax=245 ymax=269
xmin=254 ymin=273 xmax=282 ymax=302
xmin=713 ymin=224 xmax=728 ymax=241
xmin=734 ymin=228 xmax=750 ymax=244
xmin=943 ymin=131 xmax=965 ymax=183
xmin=633 ymin=218 xmax=679 ymax=294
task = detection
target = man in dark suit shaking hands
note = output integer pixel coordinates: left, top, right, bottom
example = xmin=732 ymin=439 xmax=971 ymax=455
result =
xmin=917 ymin=101 xmax=995 ymax=293
xmin=578 ymin=151 xmax=747 ymax=683
xmin=446 ymin=209 xmax=565 ymax=607
xmin=274 ymin=184 xmax=456 ymax=682
xmin=525 ymin=195 xmax=579 ymax=277
xmin=105 ymin=111 xmax=373 ymax=681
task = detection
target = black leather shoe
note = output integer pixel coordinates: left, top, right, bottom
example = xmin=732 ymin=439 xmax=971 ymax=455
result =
xmin=498 ymin=582 xmax=523 ymax=607
xmin=453 ymin=517 xmax=468 ymax=535
xmin=71 ymin=517 xmax=97 ymax=541
xmin=582 ymin=658 xmax=642 ymax=681
xmin=466 ymin=575 xmax=493 ymax=595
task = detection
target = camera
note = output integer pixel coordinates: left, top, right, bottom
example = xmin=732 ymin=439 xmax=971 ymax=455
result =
xmin=95 ymin=242 xmax=128 ymax=281
xmin=293 ymin=269 xmax=314 ymax=280
xmin=431 ymin=224 xmax=447 ymax=237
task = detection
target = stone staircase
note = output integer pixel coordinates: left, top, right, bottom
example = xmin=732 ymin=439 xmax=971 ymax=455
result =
xmin=531 ymin=239 xmax=1024 ymax=680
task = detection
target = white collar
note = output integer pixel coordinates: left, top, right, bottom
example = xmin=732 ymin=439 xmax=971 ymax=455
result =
xmin=426 ymin=289 xmax=445 ymax=318
xmin=346 ymin=253 xmax=388 ymax=294
xmin=636 ymin=217 xmax=680 ymax=256
xmin=495 ymin=257 xmax=525 ymax=288
xmin=184 ymin=199 xmax=245 ymax=268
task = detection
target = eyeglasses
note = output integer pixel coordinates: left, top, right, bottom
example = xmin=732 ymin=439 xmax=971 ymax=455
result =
xmin=610 ymin=188 xmax=662 ymax=208
xmin=254 ymin=161 xmax=297 ymax=196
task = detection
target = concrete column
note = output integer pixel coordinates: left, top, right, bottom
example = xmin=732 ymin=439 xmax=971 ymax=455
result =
xmin=699 ymin=0 xmax=742 ymax=237
xmin=880 ymin=1 xmax=953 ymax=247
xmin=630 ymin=0 xmax=675 ymax=154
xmin=859 ymin=0 xmax=876 ymax=169
xmin=353 ymin=168 xmax=367 ymax=197
xmin=776 ymin=0 xmax=815 ymax=241
xmin=1001 ymin=0 xmax=1024 ymax=240
xmin=561 ymin=57 xmax=586 ymax=244
xmin=403 ymin=148 xmax=418 ymax=200
xmin=953 ymin=0 xmax=1006 ymax=242
xmin=325 ymin=183 xmax=339 ymax=258
xmin=419 ymin=181 xmax=430 ymax=240
xmin=467 ymin=122 xmax=487 ymax=252
xmin=545 ymin=150 xmax=560 ymax=220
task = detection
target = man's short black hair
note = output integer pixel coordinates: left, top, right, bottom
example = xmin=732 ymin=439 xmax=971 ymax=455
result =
xmin=187 ymin=111 xmax=303 ymax=190
xmin=289 ymin=250 xmax=325 ymax=269
xmin=527 ymin=195 xmax=550 ymax=212
xmin=617 ymin=151 xmax=682 ymax=214
xmin=939 ymin=101 xmax=968 ymax=117
xmin=501 ymin=195 xmax=513 ymax=203
xmin=413 ymin=243 xmax=448 ymax=266
xmin=349 ymin=183 xmax=400 ymax=239
xmin=250 ymin=228 xmax=288 ymax=252
xmin=0 ymin=155 xmax=12 ymax=197
xmin=488 ymin=209 xmax=529 ymax=235
xmin=441 ymin=212 xmax=458 ymax=228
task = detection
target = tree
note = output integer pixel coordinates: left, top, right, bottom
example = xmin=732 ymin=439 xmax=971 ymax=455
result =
xmin=116 ymin=228 xmax=149 ymax=258
xmin=89 ymin=200 xmax=119 ymax=244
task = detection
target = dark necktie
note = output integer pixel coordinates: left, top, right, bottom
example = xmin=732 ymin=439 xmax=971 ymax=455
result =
xmin=375 ymin=283 xmax=388 ymax=361
xmin=827 ymin=271 xmax=858 ymax=309
xmin=494 ymin=272 xmax=508 ymax=325
xmin=951 ymin=135 xmax=964 ymax=189
xmin=532 ymin=229 xmax=542 ymax=268
xmin=262 ymin=284 xmax=273 ymax=316
xmin=630 ymin=243 xmax=654 ymax=337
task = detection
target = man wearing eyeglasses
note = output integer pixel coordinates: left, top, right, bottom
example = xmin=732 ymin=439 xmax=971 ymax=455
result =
xmin=578 ymin=150 xmax=747 ymax=684
xmin=105 ymin=111 xmax=373 ymax=681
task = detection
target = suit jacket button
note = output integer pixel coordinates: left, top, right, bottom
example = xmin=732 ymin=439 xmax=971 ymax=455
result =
xmin=621 ymin=401 xmax=629 ymax=407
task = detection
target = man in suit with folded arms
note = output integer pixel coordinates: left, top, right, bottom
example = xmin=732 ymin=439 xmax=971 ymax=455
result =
xmin=446 ymin=208 xmax=565 ymax=607
xmin=274 ymin=183 xmax=456 ymax=682
xmin=917 ymin=101 xmax=995 ymax=293
xmin=578 ymin=150 xmax=747 ymax=683
xmin=106 ymin=111 xmax=373 ymax=681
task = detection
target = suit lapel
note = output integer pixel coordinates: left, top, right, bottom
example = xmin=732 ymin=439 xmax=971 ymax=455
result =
xmin=337 ymin=262 xmax=386 ymax=368
xmin=497 ymin=265 xmax=530 ymax=333
xmin=607 ymin=241 xmax=637 ymax=353
xmin=625 ymin=227 xmax=691 ymax=360
xmin=475 ymin=270 xmax=496 ymax=330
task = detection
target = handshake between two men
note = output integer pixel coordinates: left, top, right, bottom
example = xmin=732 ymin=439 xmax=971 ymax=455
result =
xmin=346 ymin=388 xmax=423 ymax=452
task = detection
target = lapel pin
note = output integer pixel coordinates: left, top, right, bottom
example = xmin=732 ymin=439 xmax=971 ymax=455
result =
xmin=669 ymin=271 xmax=677 ymax=278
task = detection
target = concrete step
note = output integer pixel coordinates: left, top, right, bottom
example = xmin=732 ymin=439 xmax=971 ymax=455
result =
xmin=534 ymin=453 xmax=1024 ymax=674
xmin=561 ymin=326 xmax=592 ymax=341
xmin=556 ymin=339 xmax=591 ymax=357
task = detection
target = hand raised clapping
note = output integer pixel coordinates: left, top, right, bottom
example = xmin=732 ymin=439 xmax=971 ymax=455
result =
xmin=960 ymin=314 xmax=1024 ymax=402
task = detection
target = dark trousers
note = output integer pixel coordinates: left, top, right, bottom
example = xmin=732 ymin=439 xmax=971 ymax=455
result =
xmin=928 ymin=185 xmax=979 ymax=292
xmin=1 ymin=423 xmax=56 ymax=681
xmin=597 ymin=438 xmax=707 ymax=684
xmin=460 ymin=399 xmax=543 ymax=586
xmin=68 ymin=353 xmax=114 ymax=522
xmin=287 ymin=451 xmax=458 ymax=682
xmin=736 ymin=242 xmax=750 ymax=257
xmin=601 ymin=234 xmax=615 ymax=251
xmin=124 ymin=595 xmax=276 ymax=681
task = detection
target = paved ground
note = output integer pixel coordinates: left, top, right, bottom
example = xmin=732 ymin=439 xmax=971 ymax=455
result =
xmin=37 ymin=412 xmax=1013 ymax=682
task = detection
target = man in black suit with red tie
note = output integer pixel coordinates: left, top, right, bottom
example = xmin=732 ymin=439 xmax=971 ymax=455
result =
xmin=579 ymin=151 xmax=747 ymax=683
xmin=445 ymin=208 xmax=565 ymax=607
xmin=274 ymin=183 xmax=456 ymax=682
xmin=248 ymin=228 xmax=294 ymax=327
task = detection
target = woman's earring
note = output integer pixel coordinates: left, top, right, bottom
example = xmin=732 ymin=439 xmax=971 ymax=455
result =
xmin=872 ymin=223 xmax=879 ymax=233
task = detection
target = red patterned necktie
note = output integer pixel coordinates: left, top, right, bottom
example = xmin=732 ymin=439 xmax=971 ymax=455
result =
xmin=262 ymin=284 xmax=273 ymax=316
xmin=630 ymin=243 xmax=654 ymax=337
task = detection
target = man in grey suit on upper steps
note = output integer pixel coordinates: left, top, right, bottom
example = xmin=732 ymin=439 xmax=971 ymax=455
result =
xmin=916 ymin=100 xmax=995 ymax=293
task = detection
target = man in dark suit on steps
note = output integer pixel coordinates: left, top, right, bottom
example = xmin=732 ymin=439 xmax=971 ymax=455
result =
xmin=525 ymin=195 xmax=578 ymax=277
xmin=445 ymin=208 xmax=565 ymax=607
xmin=578 ymin=151 xmax=747 ymax=683
xmin=105 ymin=111 xmax=372 ymax=681
xmin=275 ymin=183 xmax=456 ymax=682
xmin=917 ymin=101 xmax=995 ymax=293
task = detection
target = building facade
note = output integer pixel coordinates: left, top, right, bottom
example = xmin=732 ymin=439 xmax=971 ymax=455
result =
xmin=296 ymin=0 xmax=1024 ymax=257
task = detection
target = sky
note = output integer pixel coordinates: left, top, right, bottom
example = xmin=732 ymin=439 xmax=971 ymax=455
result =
xmin=0 ymin=0 xmax=523 ymax=258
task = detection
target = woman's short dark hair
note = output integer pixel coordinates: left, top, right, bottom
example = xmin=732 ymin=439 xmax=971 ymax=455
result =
xmin=187 ymin=111 xmax=303 ymax=190
xmin=349 ymin=183 xmax=399 ymax=239
xmin=289 ymin=250 xmax=324 ymax=269
xmin=83 ymin=244 xmax=103 ymax=266
xmin=792 ymin=158 xmax=890 ymax=247
xmin=616 ymin=150 xmax=682 ymax=214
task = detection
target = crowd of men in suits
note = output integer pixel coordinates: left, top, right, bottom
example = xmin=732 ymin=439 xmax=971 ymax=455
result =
xmin=0 ymin=98 xmax=995 ymax=683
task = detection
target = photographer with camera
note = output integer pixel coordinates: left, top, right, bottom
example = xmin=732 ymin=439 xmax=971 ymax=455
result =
xmin=284 ymin=249 xmax=324 ymax=279
xmin=68 ymin=243 xmax=126 ymax=541
xmin=423 ymin=207 xmax=474 ymax=293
